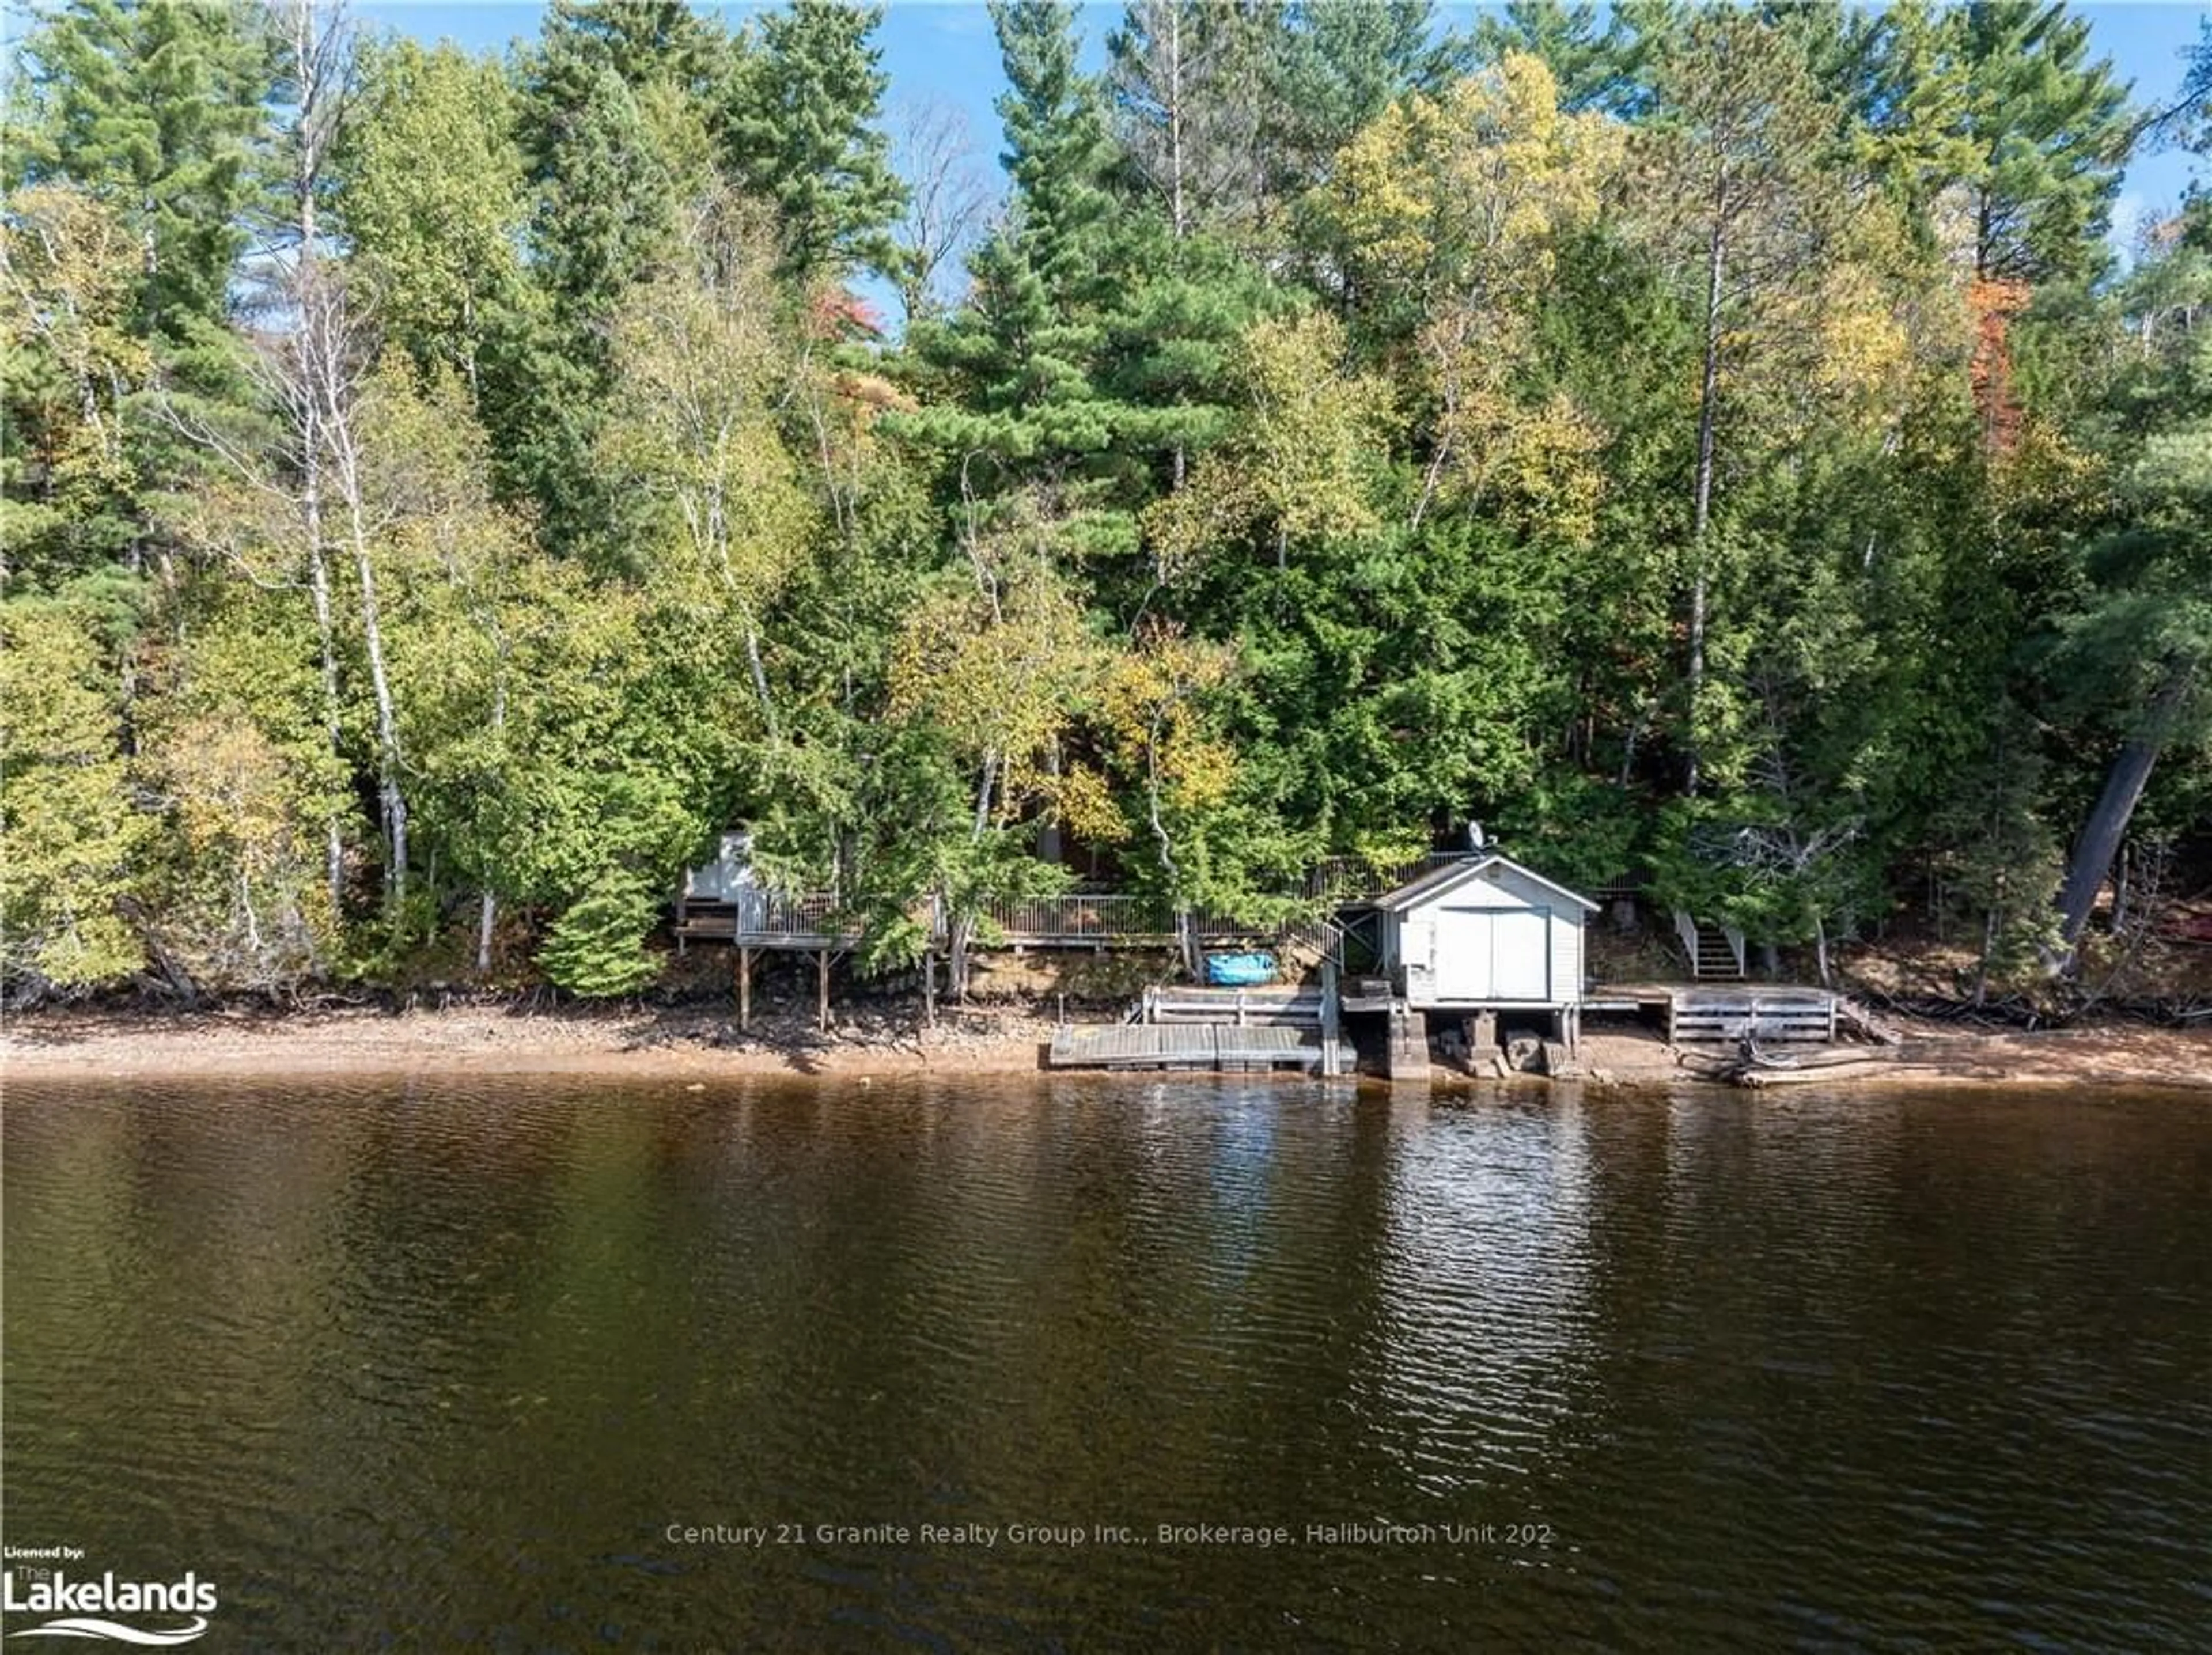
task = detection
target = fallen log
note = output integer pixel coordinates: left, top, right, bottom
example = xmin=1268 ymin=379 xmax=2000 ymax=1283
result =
xmin=1736 ymin=1059 xmax=1922 ymax=1088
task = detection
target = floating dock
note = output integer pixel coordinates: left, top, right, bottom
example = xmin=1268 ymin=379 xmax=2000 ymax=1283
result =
xmin=1048 ymin=1023 xmax=1355 ymax=1074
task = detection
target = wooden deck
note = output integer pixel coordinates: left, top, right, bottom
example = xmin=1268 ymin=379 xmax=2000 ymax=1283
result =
xmin=1048 ymin=1023 xmax=1355 ymax=1074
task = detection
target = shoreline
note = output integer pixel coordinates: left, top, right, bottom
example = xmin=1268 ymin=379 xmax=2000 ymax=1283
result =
xmin=3 ymin=1002 xmax=2209 ymax=1092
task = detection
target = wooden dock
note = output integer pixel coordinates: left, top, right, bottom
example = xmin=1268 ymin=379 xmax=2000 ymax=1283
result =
xmin=1048 ymin=1023 xmax=1355 ymax=1074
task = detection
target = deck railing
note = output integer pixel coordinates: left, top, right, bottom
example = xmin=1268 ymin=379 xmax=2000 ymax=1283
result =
xmin=1305 ymin=851 xmax=1471 ymax=903
xmin=976 ymin=892 xmax=1177 ymax=942
xmin=676 ymin=889 xmax=854 ymax=942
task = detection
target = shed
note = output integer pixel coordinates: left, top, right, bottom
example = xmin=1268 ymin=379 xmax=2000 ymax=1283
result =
xmin=1365 ymin=854 xmax=1596 ymax=1012
xmin=682 ymin=828 xmax=756 ymax=903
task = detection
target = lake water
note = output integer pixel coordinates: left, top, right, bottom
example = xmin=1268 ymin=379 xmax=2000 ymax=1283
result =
xmin=4 ymin=1076 xmax=2208 ymax=1650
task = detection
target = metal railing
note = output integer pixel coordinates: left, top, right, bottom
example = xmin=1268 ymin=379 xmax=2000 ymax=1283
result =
xmin=729 ymin=889 xmax=850 ymax=940
xmin=977 ymin=892 xmax=1177 ymax=942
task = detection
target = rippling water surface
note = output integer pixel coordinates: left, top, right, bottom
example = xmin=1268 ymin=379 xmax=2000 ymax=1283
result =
xmin=5 ymin=1076 xmax=2208 ymax=1649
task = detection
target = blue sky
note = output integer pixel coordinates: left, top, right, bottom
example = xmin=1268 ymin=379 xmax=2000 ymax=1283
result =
xmin=359 ymin=1 xmax=2209 ymax=248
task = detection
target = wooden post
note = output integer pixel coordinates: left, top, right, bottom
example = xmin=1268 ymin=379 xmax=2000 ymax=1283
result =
xmin=923 ymin=949 xmax=937 ymax=1029
xmin=1321 ymin=959 xmax=1342 ymax=1078
xmin=737 ymin=945 xmax=752 ymax=1033
xmin=817 ymin=948 xmax=830 ymax=1032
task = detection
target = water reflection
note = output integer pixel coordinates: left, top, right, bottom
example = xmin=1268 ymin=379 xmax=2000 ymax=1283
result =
xmin=5 ymin=1077 xmax=2208 ymax=1649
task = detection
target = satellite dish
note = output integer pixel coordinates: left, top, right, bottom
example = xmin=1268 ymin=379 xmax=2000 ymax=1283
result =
xmin=1467 ymin=820 xmax=1487 ymax=850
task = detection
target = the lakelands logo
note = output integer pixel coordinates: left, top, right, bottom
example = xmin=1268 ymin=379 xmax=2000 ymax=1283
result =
xmin=2 ymin=1548 xmax=215 ymax=1645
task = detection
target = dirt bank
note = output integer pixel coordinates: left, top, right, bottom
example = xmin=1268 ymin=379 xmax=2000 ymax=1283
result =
xmin=1 ymin=1001 xmax=1057 ymax=1081
xmin=4 ymin=1001 xmax=2206 ymax=1092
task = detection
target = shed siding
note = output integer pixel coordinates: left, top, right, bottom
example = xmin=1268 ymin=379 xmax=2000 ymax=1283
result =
xmin=1388 ymin=859 xmax=1586 ymax=1009
xmin=1552 ymin=908 xmax=1583 ymax=1001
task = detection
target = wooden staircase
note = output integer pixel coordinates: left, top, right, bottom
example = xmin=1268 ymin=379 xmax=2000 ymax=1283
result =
xmin=1675 ymin=910 xmax=1745 ymax=981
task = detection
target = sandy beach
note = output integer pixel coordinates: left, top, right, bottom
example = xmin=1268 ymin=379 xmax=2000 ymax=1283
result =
xmin=5 ymin=999 xmax=2208 ymax=1091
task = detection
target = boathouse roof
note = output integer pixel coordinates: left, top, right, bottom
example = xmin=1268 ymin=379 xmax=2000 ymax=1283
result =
xmin=1365 ymin=854 xmax=1599 ymax=914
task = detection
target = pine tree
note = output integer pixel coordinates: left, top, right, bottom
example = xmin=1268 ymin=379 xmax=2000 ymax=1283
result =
xmin=509 ymin=2 xmax=714 ymax=559
xmin=1950 ymin=0 xmax=2134 ymax=283
xmin=1255 ymin=0 xmax=1463 ymax=202
xmin=724 ymin=0 xmax=905 ymax=283
xmin=1107 ymin=0 xmax=1263 ymax=240
xmin=1471 ymin=0 xmax=1649 ymax=115
xmin=3 ymin=0 xmax=273 ymax=340
xmin=1635 ymin=11 xmax=1854 ymax=795
xmin=907 ymin=1 xmax=1123 ymax=471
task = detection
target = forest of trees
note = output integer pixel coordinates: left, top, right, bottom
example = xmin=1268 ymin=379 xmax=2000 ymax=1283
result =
xmin=3 ymin=0 xmax=2208 ymax=1003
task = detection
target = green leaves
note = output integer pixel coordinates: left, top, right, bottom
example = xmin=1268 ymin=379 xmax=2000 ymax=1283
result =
xmin=537 ymin=872 xmax=662 ymax=997
xmin=0 ymin=599 xmax=152 ymax=991
xmin=4 ymin=0 xmax=2196 ymax=1001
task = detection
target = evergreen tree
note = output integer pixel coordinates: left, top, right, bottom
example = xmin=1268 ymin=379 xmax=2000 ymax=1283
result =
xmin=509 ymin=2 xmax=711 ymax=559
xmin=2046 ymin=225 xmax=2212 ymax=955
xmin=907 ymin=1 xmax=1123 ymax=475
xmin=1471 ymin=0 xmax=1650 ymax=115
xmin=3 ymin=0 xmax=273 ymax=339
xmin=724 ymin=0 xmax=905 ymax=283
xmin=1635 ymin=11 xmax=1857 ymax=795
xmin=338 ymin=38 xmax=532 ymax=401
xmin=1950 ymin=0 xmax=2135 ymax=283
xmin=1260 ymin=0 xmax=1461 ymax=182
xmin=1107 ymin=0 xmax=1263 ymax=239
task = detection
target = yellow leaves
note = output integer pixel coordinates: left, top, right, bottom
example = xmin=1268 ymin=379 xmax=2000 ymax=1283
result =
xmin=1477 ymin=388 xmax=1609 ymax=546
xmin=147 ymin=709 xmax=337 ymax=978
xmin=1143 ymin=312 xmax=1386 ymax=576
xmin=603 ymin=192 xmax=816 ymax=611
xmin=1317 ymin=56 xmax=1624 ymax=545
xmin=888 ymin=565 xmax=1097 ymax=816
xmin=1809 ymin=271 xmax=1913 ymax=416
xmin=1050 ymin=762 xmax=1129 ymax=846
xmin=0 ymin=184 xmax=149 ymax=508
xmin=1092 ymin=628 xmax=1237 ymax=817
xmin=1418 ymin=310 xmax=1609 ymax=543
xmin=1321 ymin=54 xmax=1623 ymax=315
xmin=164 ymin=716 xmax=301 ymax=861
xmin=0 ymin=604 xmax=151 ymax=986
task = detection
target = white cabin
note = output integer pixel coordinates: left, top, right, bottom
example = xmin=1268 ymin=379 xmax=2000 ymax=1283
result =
xmin=1369 ymin=854 xmax=1595 ymax=1012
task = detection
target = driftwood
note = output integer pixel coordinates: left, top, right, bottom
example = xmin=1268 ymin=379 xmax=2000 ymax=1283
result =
xmin=1833 ymin=995 xmax=1904 ymax=1046
xmin=1678 ymin=1035 xmax=1915 ymax=1088
xmin=1737 ymin=1059 xmax=1924 ymax=1088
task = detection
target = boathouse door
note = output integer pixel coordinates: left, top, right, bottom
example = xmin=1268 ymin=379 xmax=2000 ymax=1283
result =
xmin=1436 ymin=906 xmax=1550 ymax=1002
